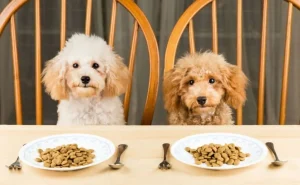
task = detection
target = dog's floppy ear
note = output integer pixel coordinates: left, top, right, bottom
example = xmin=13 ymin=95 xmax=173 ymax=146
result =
xmin=222 ymin=64 xmax=248 ymax=109
xmin=103 ymin=54 xmax=130 ymax=97
xmin=163 ymin=67 xmax=187 ymax=112
xmin=42 ymin=57 xmax=68 ymax=100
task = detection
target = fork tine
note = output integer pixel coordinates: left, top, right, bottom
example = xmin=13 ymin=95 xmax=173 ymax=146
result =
xmin=15 ymin=165 xmax=22 ymax=170
xmin=158 ymin=162 xmax=163 ymax=169
xmin=166 ymin=163 xmax=172 ymax=169
xmin=5 ymin=165 xmax=13 ymax=170
xmin=159 ymin=163 xmax=164 ymax=169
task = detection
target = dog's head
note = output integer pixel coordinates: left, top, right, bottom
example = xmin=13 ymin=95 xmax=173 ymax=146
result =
xmin=163 ymin=52 xmax=248 ymax=116
xmin=42 ymin=33 xmax=130 ymax=100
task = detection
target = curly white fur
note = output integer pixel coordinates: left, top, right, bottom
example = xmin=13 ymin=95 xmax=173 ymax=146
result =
xmin=42 ymin=33 xmax=130 ymax=125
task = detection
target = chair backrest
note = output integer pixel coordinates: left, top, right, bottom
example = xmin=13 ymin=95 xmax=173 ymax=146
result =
xmin=164 ymin=0 xmax=300 ymax=125
xmin=0 ymin=0 xmax=159 ymax=125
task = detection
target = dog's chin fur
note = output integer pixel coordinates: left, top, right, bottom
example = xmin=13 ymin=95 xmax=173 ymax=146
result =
xmin=168 ymin=101 xmax=234 ymax=125
xmin=71 ymin=87 xmax=99 ymax=98
xmin=42 ymin=33 xmax=130 ymax=125
xmin=163 ymin=51 xmax=248 ymax=125
xmin=191 ymin=106 xmax=216 ymax=116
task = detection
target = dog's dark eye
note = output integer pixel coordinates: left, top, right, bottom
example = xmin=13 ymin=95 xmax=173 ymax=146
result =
xmin=189 ymin=80 xmax=194 ymax=85
xmin=73 ymin=63 xmax=79 ymax=68
xmin=92 ymin=63 xmax=99 ymax=69
xmin=209 ymin=78 xmax=215 ymax=84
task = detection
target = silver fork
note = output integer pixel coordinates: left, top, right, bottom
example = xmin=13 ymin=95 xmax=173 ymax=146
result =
xmin=6 ymin=144 xmax=25 ymax=170
xmin=158 ymin=143 xmax=172 ymax=170
xmin=6 ymin=156 xmax=22 ymax=170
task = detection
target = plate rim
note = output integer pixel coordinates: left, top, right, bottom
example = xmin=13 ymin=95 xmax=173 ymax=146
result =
xmin=18 ymin=133 xmax=116 ymax=171
xmin=170 ymin=132 xmax=268 ymax=170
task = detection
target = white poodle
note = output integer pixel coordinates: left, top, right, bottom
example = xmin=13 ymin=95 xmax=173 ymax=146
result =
xmin=42 ymin=33 xmax=130 ymax=125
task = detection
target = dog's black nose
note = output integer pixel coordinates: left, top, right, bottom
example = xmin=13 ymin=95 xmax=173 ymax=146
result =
xmin=197 ymin=96 xmax=207 ymax=105
xmin=81 ymin=76 xmax=90 ymax=84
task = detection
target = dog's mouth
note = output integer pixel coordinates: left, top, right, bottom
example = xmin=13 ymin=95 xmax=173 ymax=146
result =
xmin=190 ymin=105 xmax=216 ymax=116
xmin=83 ymin=84 xmax=91 ymax=88
xmin=70 ymin=84 xmax=101 ymax=98
xmin=199 ymin=105 xmax=214 ymax=108
xmin=74 ymin=84 xmax=96 ymax=89
xmin=197 ymin=106 xmax=214 ymax=111
xmin=191 ymin=103 xmax=216 ymax=112
xmin=79 ymin=86 xmax=94 ymax=89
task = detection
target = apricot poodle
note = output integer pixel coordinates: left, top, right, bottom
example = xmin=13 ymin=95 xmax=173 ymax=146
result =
xmin=163 ymin=52 xmax=248 ymax=125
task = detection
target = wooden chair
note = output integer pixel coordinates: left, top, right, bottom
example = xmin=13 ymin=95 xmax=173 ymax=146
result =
xmin=0 ymin=0 xmax=159 ymax=125
xmin=164 ymin=0 xmax=300 ymax=125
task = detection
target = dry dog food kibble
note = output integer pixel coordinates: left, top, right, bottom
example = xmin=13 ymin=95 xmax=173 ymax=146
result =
xmin=35 ymin=144 xmax=95 ymax=168
xmin=185 ymin=143 xmax=250 ymax=167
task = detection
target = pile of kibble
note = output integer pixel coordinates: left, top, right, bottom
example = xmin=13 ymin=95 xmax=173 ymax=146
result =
xmin=185 ymin=143 xmax=250 ymax=167
xmin=35 ymin=144 xmax=95 ymax=168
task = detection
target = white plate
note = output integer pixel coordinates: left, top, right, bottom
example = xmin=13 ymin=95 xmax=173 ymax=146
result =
xmin=19 ymin=133 xmax=115 ymax=171
xmin=171 ymin=133 xmax=267 ymax=170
